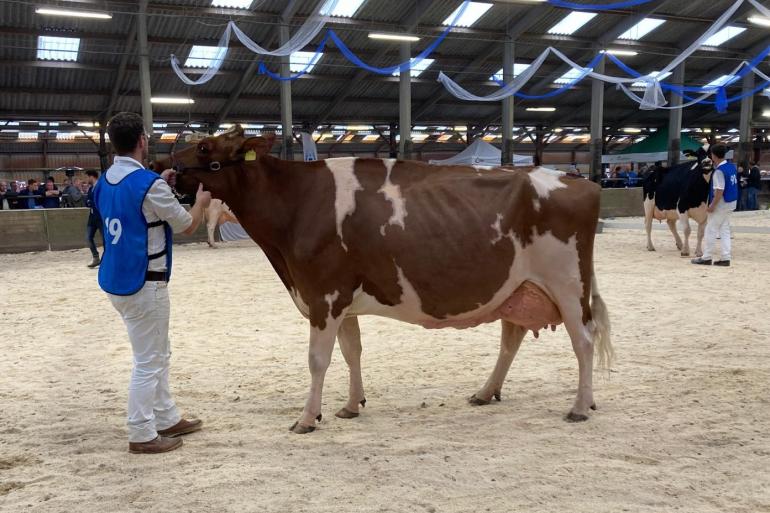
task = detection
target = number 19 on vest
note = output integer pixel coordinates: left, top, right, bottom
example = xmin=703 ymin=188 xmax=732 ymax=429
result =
xmin=105 ymin=217 xmax=123 ymax=244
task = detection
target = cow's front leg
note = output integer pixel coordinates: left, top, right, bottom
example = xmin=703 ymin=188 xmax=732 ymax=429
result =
xmin=206 ymin=214 xmax=218 ymax=248
xmin=290 ymin=317 xmax=344 ymax=434
xmin=667 ymin=219 xmax=683 ymax=251
xmin=643 ymin=198 xmax=655 ymax=251
xmin=695 ymin=221 xmax=706 ymax=257
xmin=335 ymin=316 xmax=366 ymax=419
xmin=470 ymin=321 xmax=526 ymax=405
xmin=678 ymin=213 xmax=691 ymax=256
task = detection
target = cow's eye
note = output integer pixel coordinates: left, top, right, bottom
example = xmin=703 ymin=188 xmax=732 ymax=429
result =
xmin=198 ymin=144 xmax=208 ymax=154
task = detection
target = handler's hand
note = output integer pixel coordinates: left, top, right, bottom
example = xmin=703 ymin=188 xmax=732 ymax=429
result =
xmin=196 ymin=183 xmax=212 ymax=208
xmin=707 ymin=203 xmax=715 ymax=213
xmin=161 ymin=168 xmax=177 ymax=187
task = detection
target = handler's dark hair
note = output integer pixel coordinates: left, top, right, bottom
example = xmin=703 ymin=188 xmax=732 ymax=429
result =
xmin=708 ymin=143 xmax=728 ymax=160
xmin=86 ymin=169 xmax=99 ymax=178
xmin=107 ymin=112 xmax=146 ymax=155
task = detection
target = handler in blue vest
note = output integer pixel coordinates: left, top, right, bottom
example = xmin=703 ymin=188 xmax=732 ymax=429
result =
xmin=692 ymin=143 xmax=738 ymax=267
xmin=95 ymin=112 xmax=212 ymax=454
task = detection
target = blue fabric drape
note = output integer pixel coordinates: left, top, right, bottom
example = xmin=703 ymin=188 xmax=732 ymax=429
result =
xmin=547 ymin=0 xmax=655 ymax=9
xmin=494 ymin=52 xmax=605 ymax=100
xmin=258 ymin=32 xmax=330 ymax=81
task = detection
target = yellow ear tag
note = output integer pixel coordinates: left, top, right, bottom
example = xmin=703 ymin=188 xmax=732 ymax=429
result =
xmin=244 ymin=150 xmax=257 ymax=161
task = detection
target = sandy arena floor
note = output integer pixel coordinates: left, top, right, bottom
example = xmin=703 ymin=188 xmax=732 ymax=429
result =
xmin=1 ymin=212 xmax=769 ymax=513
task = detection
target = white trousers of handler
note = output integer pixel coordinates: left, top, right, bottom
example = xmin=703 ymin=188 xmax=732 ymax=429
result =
xmin=108 ymin=281 xmax=181 ymax=442
xmin=701 ymin=204 xmax=732 ymax=261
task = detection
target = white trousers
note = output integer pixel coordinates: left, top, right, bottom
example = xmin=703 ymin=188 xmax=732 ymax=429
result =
xmin=702 ymin=206 xmax=732 ymax=261
xmin=108 ymin=281 xmax=180 ymax=442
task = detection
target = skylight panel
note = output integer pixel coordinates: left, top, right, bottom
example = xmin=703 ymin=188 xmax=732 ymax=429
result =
xmin=37 ymin=35 xmax=80 ymax=61
xmin=320 ymin=0 xmax=366 ymax=18
xmin=554 ymin=67 xmax=591 ymax=85
xmin=702 ymin=26 xmax=746 ymax=47
xmin=547 ymin=12 xmax=597 ymax=36
xmin=617 ymin=18 xmax=665 ymax=40
xmin=290 ymin=51 xmax=323 ymax=73
xmin=631 ymin=70 xmax=672 ymax=89
xmin=211 ymin=0 xmax=252 ymax=7
xmin=184 ymin=46 xmax=224 ymax=68
xmin=704 ymin=74 xmax=737 ymax=88
xmin=392 ymin=58 xmax=435 ymax=78
xmin=490 ymin=63 xmax=531 ymax=81
xmin=442 ymin=2 xmax=493 ymax=27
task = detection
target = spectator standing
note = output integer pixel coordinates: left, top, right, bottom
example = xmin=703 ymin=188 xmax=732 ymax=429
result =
xmin=746 ymin=164 xmax=761 ymax=211
xmin=5 ymin=181 xmax=21 ymax=209
xmin=61 ymin=177 xmax=85 ymax=207
xmin=0 ymin=181 xmax=7 ymax=210
xmin=85 ymin=170 xmax=102 ymax=268
xmin=41 ymin=177 xmax=61 ymax=208
xmin=20 ymin=179 xmax=39 ymax=209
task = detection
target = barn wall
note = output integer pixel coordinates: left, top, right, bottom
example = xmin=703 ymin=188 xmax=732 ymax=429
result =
xmin=0 ymin=207 xmax=209 ymax=254
xmin=600 ymin=188 xmax=645 ymax=217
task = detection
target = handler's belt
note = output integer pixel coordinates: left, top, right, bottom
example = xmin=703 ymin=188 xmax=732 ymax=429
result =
xmin=145 ymin=271 xmax=168 ymax=282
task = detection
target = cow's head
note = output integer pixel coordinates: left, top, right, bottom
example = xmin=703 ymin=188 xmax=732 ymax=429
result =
xmin=699 ymin=157 xmax=714 ymax=183
xmin=173 ymin=125 xmax=276 ymax=196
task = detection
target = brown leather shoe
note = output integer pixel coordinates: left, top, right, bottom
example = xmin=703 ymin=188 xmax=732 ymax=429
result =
xmin=157 ymin=418 xmax=203 ymax=438
xmin=128 ymin=435 xmax=183 ymax=454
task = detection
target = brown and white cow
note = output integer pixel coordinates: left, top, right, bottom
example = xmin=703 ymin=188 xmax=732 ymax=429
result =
xmin=173 ymin=127 xmax=613 ymax=433
xmin=151 ymin=133 xmax=275 ymax=247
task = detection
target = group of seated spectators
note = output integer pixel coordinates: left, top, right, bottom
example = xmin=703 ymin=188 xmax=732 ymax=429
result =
xmin=0 ymin=176 xmax=91 ymax=210
xmin=602 ymin=164 xmax=642 ymax=188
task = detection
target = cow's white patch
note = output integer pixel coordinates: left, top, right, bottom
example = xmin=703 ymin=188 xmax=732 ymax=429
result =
xmin=326 ymin=157 xmax=362 ymax=251
xmin=528 ymin=167 xmax=567 ymax=199
xmin=490 ymin=213 xmax=513 ymax=245
xmin=324 ymin=290 xmax=340 ymax=318
xmin=395 ymin=265 xmax=423 ymax=313
xmin=290 ymin=288 xmax=311 ymax=318
xmin=378 ymin=159 xmax=407 ymax=234
xmin=533 ymin=198 xmax=541 ymax=211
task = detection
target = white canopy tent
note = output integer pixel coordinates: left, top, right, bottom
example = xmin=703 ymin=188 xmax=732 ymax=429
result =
xmin=429 ymin=139 xmax=533 ymax=167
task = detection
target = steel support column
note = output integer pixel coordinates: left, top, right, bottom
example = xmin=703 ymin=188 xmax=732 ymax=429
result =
xmin=279 ymin=24 xmax=294 ymax=160
xmin=589 ymin=55 xmax=605 ymax=182
xmin=137 ymin=0 xmax=154 ymax=159
xmin=738 ymin=72 xmax=754 ymax=171
xmin=501 ymin=37 xmax=514 ymax=165
xmin=667 ymin=63 xmax=685 ymax=166
xmin=399 ymin=42 xmax=412 ymax=159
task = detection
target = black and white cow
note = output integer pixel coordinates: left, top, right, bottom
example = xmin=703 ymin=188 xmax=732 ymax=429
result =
xmin=642 ymin=151 xmax=714 ymax=257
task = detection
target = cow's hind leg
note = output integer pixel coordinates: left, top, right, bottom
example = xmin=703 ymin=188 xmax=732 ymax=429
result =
xmin=643 ymin=198 xmax=655 ymax=251
xmin=290 ymin=317 xmax=344 ymax=434
xmin=678 ymin=212 xmax=692 ymax=256
xmin=470 ymin=321 xmax=526 ymax=405
xmin=335 ymin=316 xmax=366 ymax=419
xmin=667 ymin=218 xmax=683 ymax=251
xmin=206 ymin=215 xmax=218 ymax=248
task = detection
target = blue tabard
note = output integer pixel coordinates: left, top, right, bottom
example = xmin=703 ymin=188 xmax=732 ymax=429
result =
xmin=93 ymin=169 xmax=173 ymax=295
xmin=709 ymin=162 xmax=738 ymax=204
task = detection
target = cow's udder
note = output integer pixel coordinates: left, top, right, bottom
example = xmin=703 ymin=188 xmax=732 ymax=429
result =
xmin=495 ymin=281 xmax=562 ymax=333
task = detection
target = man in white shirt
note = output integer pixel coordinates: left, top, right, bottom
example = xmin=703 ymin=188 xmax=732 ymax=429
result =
xmin=692 ymin=144 xmax=738 ymax=267
xmin=97 ymin=112 xmax=211 ymax=454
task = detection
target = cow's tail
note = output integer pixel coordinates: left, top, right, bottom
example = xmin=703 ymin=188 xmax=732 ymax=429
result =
xmin=590 ymin=271 xmax=614 ymax=371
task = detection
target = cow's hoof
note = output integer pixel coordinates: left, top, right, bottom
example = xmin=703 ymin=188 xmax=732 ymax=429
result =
xmin=590 ymin=403 xmax=597 ymax=410
xmin=469 ymin=394 xmax=491 ymax=406
xmin=647 ymin=247 xmax=655 ymax=252
xmin=335 ymin=407 xmax=359 ymax=419
xmin=565 ymin=411 xmax=589 ymax=422
xmin=494 ymin=391 xmax=501 ymax=402
xmin=680 ymin=251 xmax=690 ymax=257
xmin=289 ymin=421 xmax=316 ymax=434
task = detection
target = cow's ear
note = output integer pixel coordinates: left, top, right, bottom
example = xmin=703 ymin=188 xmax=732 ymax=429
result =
xmin=264 ymin=133 xmax=276 ymax=151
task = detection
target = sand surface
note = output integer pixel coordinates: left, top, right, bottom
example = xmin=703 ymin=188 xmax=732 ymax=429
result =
xmin=1 ymin=213 xmax=769 ymax=513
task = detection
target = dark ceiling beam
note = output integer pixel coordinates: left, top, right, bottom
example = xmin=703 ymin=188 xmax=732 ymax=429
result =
xmin=312 ymin=0 xmax=434 ymax=125
xmin=104 ymin=20 xmax=137 ymax=121
xmin=412 ymin=3 xmax=553 ymax=122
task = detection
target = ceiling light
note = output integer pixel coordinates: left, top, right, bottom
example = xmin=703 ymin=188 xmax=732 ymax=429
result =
xmin=526 ymin=107 xmax=556 ymax=112
xmin=622 ymin=127 xmax=642 ymax=133
xmin=748 ymin=16 xmax=770 ymax=27
xmin=702 ymin=26 xmax=746 ymax=47
xmin=442 ymin=2 xmax=493 ymax=27
xmin=151 ymin=97 xmax=195 ymax=104
xmin=35 ymin=7 xmax=112 ymax=19
xmin=601 ymin=49 xmax=638 ymax=56
xmin=490 ymin=63 xmax=532 ymax=81
xmin=320 ymin=0 xmax=366 ymax=18
xmin=548 ymin=12 xmax=597 ymax=36
xmin=763 ymin=110 xmax=770 ymax=117
xmin=617 ymin=18 xmax=665 ymax=40
xmin=211 ymin=0 xmax=253 ymax=7
xmin=368 ymin=33 xmax=420 ymax=42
